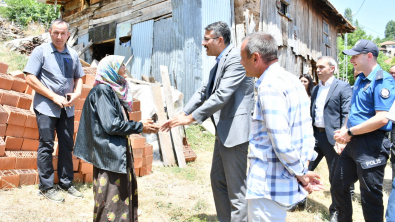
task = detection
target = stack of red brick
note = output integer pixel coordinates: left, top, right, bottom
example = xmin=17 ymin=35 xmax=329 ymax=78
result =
xmin=0 ymin=66 xmax=152 ymax=189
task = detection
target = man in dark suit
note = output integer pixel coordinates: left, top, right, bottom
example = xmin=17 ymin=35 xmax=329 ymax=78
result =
xmin=309 ymin=56 xmax=352 ymax=221
xmin=162 ymin=21 xmax=254 ymax=222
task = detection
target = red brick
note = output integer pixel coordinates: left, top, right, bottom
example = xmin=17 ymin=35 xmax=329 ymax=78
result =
xmin=135 ymin=167 xmax=140 ymax=177
xmin=33 ymin=169 xmax=39 ymax=184
xmin=74 ymin=110 xmax=82 ymax=122
xmin=6 ymin=151 xmax=37 ymax=169
xmin=81 ymin=68 xmax=96 ymax=87
xmin=78 ymin=162 xmax=93 ymax=174
xmin=0 ymin=169 xmax=20 ymax=189
xmin=72 ymin=158 xmax=79 ymax=171
xmin=142 ymin=155 xmax=153 ymax=167
xmin=130 ymin=134 xmax=145 ymax=149
xmin=5 ymin=124 xmax=25 ymax=138
xmin=0 ymin=104 xmax=8 ymax=124
xmin=0 ymin=155 xmax=15 ymax=170
xmin=25 ymin=86 xmax=33 ymax=95
xmin=9 ymin=70 xmax=24 ymax=79
xmin=81 ymin=84 xmax=92 ymax=99
xmin=134 ymin=157 xmax=143 ymax=168
xmin=143 ymin=143 xmax=153 ymax=156
xmin=132 ymin=99 xmax=140 ymax=112
xmin=21 ymin=138 xmax=39 ymax=151
xmin=0 ymin=62 xmax=9 ymax=74
xmin=23 ymin=127 xmax=39 ymax=140
xmin=128 ymin=111 xmax=141 ymax=122
xmin=5 ymin=136 xmax=23 ymax=150
xmin=132 ymin=148 xmax=143 ymax=158
xmin=140 ymin=165 xmax=152 ymax=177
xmin=0 ymin=123 xmax=5 ymax=137
xmin=74 ymin=121 xmax=79 ymax=133
xmin=0 ymin=137 xmax=5 ymax=156
xmin=11 ymin=77 xmax=27 ymax=93
xmin=0 ymin=73 xmax=13 ymax=90
xmin=54 ymin=171 xmax=59 ymax=183
xmin=75 ymin=98 xmax=85 ymax=110
xmin=3 ymin=105 xmax=27 ymax=126
xmin=23 ymin=109 xmax=38 ymax=128
xmin=1 ymin=90 xmax=20 ymax=107
xmin=15 ymin=169 xmax=36 ymax=186
xmin=83 ymin=173 xmax=93 ymax=183
xmin=53 ymin=156 xmax=58 ymax=171
xmin=16 ymin=92 xmax=33 ymax=110
xmin=73 ymin=172 xmax=84 ymax=183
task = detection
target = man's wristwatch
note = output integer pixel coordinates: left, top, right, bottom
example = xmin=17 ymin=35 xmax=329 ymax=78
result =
xmin=347 ymin=128 xmax=354 ymax=137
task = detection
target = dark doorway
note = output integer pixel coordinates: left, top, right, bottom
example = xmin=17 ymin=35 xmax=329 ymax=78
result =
xmin=92 ymin=41 xmax=115 ymax=62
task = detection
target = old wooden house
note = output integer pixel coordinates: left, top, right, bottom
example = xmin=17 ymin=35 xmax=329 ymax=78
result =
xmin=37 ymin=0 xmax=354 ymax=100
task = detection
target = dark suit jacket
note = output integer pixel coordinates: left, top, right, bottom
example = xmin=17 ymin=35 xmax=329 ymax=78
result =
xmin=311 ymin=77 xmax=352 ymax=145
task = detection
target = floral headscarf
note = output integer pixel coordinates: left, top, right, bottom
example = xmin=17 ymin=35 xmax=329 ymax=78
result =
xmin=94 ymin=55 xmax=133 ymax=112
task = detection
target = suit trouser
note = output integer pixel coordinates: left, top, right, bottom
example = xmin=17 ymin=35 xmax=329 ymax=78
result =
xmin=35 ymin=108 xmax=74 ymax=191
xmin=390 ymin=124 xmax=395 ymax=180
xmin=332 ymin=131 xmax=390 ymax=222
xmin=211 ymin=136 xmax=248 ymax=222
xmin=308 ymin=129 xmax=339 ymax=214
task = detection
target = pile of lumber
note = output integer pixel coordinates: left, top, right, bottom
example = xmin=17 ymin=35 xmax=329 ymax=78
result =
xmin=3 ymin=33 xmax=51 ymax=55
xmin=0 ymin=19 xmax=25 ymax=42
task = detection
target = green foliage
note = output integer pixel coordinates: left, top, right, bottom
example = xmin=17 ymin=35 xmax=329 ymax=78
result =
xmin=385 ymin=20 xmax=395 ymax=39
xmin=0 ymin=0 xmax=60 ymax=28
xmin=344 ymin=8 xmax=353 ymax=25
xmin=337 ymin=19 xmax=391 ymax=85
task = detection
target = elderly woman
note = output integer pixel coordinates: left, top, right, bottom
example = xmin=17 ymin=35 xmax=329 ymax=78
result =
xmin=73 ymin=55 xmax=159 ymax=222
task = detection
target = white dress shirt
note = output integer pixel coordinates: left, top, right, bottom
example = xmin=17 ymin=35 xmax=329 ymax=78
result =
xmin=314 ymin=76 xmax=334 ymax=128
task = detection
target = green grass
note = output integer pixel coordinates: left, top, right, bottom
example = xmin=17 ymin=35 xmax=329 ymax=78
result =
xmin=0 ymin=49 xmax=29 ymax=73
xmin=186 ymin=124 xmax=215 ymax=152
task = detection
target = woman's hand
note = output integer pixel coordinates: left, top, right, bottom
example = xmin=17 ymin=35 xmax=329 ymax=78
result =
xmin=140 ymin=119 xmax=160 ymax=134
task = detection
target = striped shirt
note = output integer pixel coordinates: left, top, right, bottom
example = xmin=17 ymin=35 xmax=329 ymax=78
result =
xmin=246 ymin=62 xmax=317 ymax=205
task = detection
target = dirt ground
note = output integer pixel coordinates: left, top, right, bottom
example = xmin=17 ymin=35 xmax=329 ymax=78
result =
xmin=0 ymin=125 xmax=393 ymax=222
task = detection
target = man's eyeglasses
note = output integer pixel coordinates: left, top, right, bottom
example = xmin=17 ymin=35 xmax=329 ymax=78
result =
xmin=203 ymin=37 xmax=219 ymax=42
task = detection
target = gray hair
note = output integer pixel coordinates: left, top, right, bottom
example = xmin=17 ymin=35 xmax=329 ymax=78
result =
xmin=317 ymin=56 xmax=337 ymax=73
xmin=205 ymin=21 xmax=231 ymax=46
xmin=50 ymin=19 xmax=70 ymax=32
xmin=242 ymin=33 xmax=278 ymax=63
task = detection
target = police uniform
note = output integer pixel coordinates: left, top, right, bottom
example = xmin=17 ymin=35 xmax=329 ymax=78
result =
xmin=332 ymin=65 xmax=395 ymax=222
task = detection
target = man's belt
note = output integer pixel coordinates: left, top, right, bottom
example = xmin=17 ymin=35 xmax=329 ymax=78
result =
xmin=315 ymin=127 xmax=325 ymax=133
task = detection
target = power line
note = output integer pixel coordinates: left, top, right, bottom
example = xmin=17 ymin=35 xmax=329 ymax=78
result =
xmin=353 ymin=0 xmax=366 ymax=18
xmin=359 ymin=24 xmax=385 ymax=37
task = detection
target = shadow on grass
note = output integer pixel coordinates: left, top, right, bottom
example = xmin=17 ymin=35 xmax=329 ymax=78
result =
xmin=304 ymin=197 xmax=332 ymax=221
xmin=186 ymin=213 xmax=218 ymax=222
xmin=384 ymin=178 xmax=393 ymax=194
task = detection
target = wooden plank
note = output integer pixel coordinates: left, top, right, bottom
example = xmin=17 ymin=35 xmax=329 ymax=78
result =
xmin=78 ymin=40 xmax=93 ymax=56
xmin=160 ymin=66 xmax=186 ymax=168
xmin=151 ymin=83 xmax=176 ymax=166
xmin=89 ymin=0 xmax=171 ymax=26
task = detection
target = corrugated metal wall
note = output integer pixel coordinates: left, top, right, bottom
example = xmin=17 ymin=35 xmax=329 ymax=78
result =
xmin=130 ymin=20 xmax=155 ymax=80
xmin=150 ymin=18 xmax=176 ymax=85
xmin=77 ymin=33 xmax=92 ymax=64
xmin=114 ymin=22 xmax=133 ymax=76
xmin=201 ymin=0 xmax=233 ymax=83
xmin=172 ymin=0 xmax=203 ymax=101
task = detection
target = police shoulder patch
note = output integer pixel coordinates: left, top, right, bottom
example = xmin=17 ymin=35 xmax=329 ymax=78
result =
xmin=380 ymin=88 xmax=390 ymax=99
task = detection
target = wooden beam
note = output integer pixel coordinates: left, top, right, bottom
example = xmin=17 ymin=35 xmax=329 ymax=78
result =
xmin=78 ymin=40 xmax=93 ymax=56
xmin=151 ymin=83 xmax=176 ymax=167
xmin=160 ymin=65 xmax=186 ymax=168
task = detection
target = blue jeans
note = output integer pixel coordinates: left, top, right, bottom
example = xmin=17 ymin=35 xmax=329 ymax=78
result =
xmin=387 ymin=179 xmax=395 ymax=222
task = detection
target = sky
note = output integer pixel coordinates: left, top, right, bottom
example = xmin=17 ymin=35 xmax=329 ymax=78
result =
xmin=329 ymin=0 xmax=395 ymax=39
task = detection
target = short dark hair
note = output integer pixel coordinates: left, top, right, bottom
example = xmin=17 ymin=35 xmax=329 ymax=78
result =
xmin=205 ymin=21 xmax=231 ymax=45
xmin=243 ymin=33 xmax=278 ymax=63
xmin=50 ymin=18 xmax=69 ymax=31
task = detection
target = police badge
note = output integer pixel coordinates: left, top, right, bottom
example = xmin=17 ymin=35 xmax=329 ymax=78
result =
xmin=380 ymin=88 xmax=390 ymax=99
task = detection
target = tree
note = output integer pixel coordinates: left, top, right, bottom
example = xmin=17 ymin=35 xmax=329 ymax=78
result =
xmin=344 ymin=8 xmax=353 ymax=25
xmin=0 ymin=0 xmax=60 ymax=28
xmin=337 ymin=19 xmax=391 ymax=85
xmin=385 ymin=20 xmax=395 ymax=39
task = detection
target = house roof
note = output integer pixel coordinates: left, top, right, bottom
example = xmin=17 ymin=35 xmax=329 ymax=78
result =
xmin=380 ymin=41 xmax=395 ymax=46
xmin=316 ymin=0 xmax=355 ymax=33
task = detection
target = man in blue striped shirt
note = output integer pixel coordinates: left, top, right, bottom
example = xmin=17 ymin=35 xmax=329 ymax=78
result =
xmin=239 ymin=33 xmax=322 ymax=221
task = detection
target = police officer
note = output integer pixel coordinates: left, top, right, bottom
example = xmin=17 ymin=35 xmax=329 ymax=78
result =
xmin=332 ymin=39 xmax=395 ymax=222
